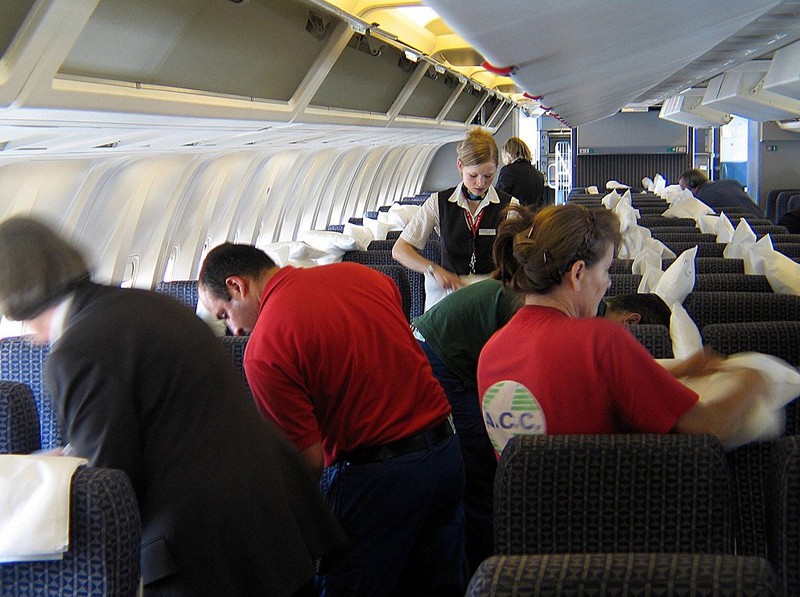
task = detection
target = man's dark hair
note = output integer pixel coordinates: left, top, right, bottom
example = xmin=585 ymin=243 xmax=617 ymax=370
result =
xmin=199 ymin=243 xmax=276 ymax=300
xmin=604 ymin=293 xmax=671 ymax=327
xmin=679 ymin=169 xmax=708 ymax=191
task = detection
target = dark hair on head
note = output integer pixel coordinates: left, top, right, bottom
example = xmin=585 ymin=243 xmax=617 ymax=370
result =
xmin=493 ymin=203 xmax=621 ymax=295
xmin=199 ymin=243 xmax=276 ymax=301
xmin=0 ymin=217 xmax=90 ymax=321
xmin=679 ymin=168 xmax=708 ymax=190
xmin=604 ymin=293 xmax=671 ymax=327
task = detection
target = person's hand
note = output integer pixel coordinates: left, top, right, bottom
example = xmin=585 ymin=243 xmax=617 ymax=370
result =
xmin=431 ymin=266 xmax=465 ymax=291
xmin=672 ymin=348 xmax=725 ymax=379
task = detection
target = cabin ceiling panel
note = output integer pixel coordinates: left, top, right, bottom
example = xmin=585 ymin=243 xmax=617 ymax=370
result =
xmin=424 ymin=0 xmax=789 ymax=126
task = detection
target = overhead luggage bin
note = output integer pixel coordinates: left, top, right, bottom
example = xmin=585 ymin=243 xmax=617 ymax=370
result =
xmin=702 ymin=60 xmax=800 ymax=121
xmin=763 ymin=39 xmax=800 ymax=98
xmin=659 ymin=88 xmax=732 ymax=128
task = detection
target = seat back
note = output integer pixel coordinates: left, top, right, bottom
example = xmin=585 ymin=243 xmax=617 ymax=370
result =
xmin=466 ymin=553 xmax=779 ymax=597
xmin=627 ymin=324 xmax=673 ymax=359
xmin=0 ymin=337 xmax=60 ymax=449
xmin=342 ymin=250 xmax=425 ymax=319
xmin=494 ymin=434 xmax=733 ymax=555
xmin=683 ymin=292 xmax=800 ymax=328
xmin=369 ymin=265 xmax=411 ymax=322
xmin=694 ymin=273 xmax=773 ymax=293
xmin=0 ymin=381 xmax=40 ymax=454
xmin=154 ymin=280 xmax=199 ymax=310
xmin=769 ymin=436 xmax=800 ymax=596
xmin=219 ymin=336 xmax=252 ymax=400
xmin=0 ymin=466 xmax=141 ymax=596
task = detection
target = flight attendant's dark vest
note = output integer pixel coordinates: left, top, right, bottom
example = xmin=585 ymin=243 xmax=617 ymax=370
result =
xmin=437 ymin=187 xmax=512 ymax=275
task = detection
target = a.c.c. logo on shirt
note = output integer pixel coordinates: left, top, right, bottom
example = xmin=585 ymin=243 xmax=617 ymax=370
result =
xmin=482 ymin=380 xmax=546 ymax=456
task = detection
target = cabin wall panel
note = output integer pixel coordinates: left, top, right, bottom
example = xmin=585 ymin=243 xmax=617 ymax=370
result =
xmin=421 ymin=141 xmax=460 ymax=192
xmin=574 ymin=154 xmax=691 ymax=189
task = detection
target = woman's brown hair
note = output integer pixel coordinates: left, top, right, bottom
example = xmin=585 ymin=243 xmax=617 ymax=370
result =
xmin=493 ymin=204 xmax=621 ymax=294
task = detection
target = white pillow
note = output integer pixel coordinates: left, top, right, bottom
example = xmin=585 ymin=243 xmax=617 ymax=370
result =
xmin=714 ymin=212 xmax=735 ymax=243
xmin=642 ymin=177 xmax=654 ymax=191
xmin=260 ymin=241 xmax=328 ymax=266
xmin=652 ymin=174 xmax=667 ymax=194
xmin=764 ymin=249 xmax=800 ymax=295
xmin=586 ymin=185 xmax=599 ymax=195
xmin=723 ymin=219 xmax=757 ymax=259
xmin=743 ymin=235 xmax=774 ymax=275
xmin=654 ymin=246 xmax=697 ymax=307
xmin=662 ymin=193 xmax=714 ymax=219
xmin=679 ymin=353 xmax=800 ymax=449
xmin=298 ymin=230 xmax=360 ymax=255
xmin=362 ymin=216 xmax=390 ymax=240
xmin=697 ymin=215 xmax=719 ymax=235
xmin=631 ymin=247 xmax=662 ymax=276
xmin=343 ymin=223 xmax=374 ymax=251
xmin=659 ymin=184 xmax=682 ymax=201
xmin=638 ymin=263 xmax=663 ymax=294
xmin=606 ymin=180 xmax=629 ymax=190
xmin=669 ymin=302 xmax=702 ymax=360
xmin=602 ymin=190 xmax=621 ymax=210
xmin=386 ymin=204 xmax=420 ymax=229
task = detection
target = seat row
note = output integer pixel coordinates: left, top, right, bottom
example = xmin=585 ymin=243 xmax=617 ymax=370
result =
xmin=467 ymin=432 xmax=800 ymax=595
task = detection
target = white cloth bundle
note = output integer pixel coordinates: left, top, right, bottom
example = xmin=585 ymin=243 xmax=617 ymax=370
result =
xmin=743 ymin=235 xmax=775 ymax=275
xmin=0 ymin=455 xmax=87 ymax=563
xmin=722 ymin=218 xmax=757 ymax=259
xmin=662 ymin=190 xmax=714 ymax=218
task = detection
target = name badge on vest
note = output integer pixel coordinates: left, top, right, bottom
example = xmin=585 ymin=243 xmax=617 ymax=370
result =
xmin=478 ymin=228 xmax=496 ymax=236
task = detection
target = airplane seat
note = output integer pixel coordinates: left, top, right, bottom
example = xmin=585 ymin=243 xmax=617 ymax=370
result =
xmin=683 ymin=292 xmax=800 ymax=329
xmin=665 ymin=242 xmax=726 ymax=258
xmin=494 ymin=434 xmax=733 ymax=555
xmin=751 ymin=225 xmax=790 ymax=236
xmin=775 ymin=191 xmax=800 ymax=223
xmin=605 ymin=274 xmax=642 ymax=296
xmin=363 ymin=211 xmax=379 ymax=220
xmin=385 ymin=230 xmax=402 ymax=240
xmin=765 ymin=189 xmax=797 ymax=223
xmin=768 ymin=436 xmax=800 ymax=596
xmin=377 ymin=205 xmax=391 ymax=213
xmin=367 ymin=239 xmax=395 ymax=251
xmin=626 ymin=324 xmax=673 ymax=359
xmin=637 ymin=217 xmax=696 ymax=228
xmin=650 ymin=232 xmax=716 ymax=244
xmin=348 ymin=217 xmax=363 ymax=225
xmin=694 ymin=274 xmax=773 ymax=293
xmin=219 ymin=336 xmax=251 ymax=401
xmin=774 ymin=243 xmax=800 ymax=259
xmin=0 ymin=381 xmax=41 ymax=454
xmin=466 ymin=553 xmax=779 ymax=596
xmin=0 ymin=466 xmax=141 ymax=596
xmin=0 ymin=338 xmax=60 ymax=450
xmin=154 ymin=281 xmax=199 ymax=311
xmin=342 ymin=250 xmax=426 ymax=320
xmin=368 ymin=265 xmax=411 ymax=322
xmin=326 ymin=224 xmax=345 ymax=233
xmin=663 ymin=257 xmax=744 ymax=274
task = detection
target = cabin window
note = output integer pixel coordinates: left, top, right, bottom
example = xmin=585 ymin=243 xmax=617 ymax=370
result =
xmin=120 ymin=256 xmax=139 ymax=289
xmin=163 ymin=245 xmax=179 ymax=283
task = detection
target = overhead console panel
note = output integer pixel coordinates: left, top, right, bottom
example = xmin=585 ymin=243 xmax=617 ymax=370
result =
xmin=659 ymin=88 xmax=732 ymax=128
xmin=702 ymin=60 xmax=800 ymax=121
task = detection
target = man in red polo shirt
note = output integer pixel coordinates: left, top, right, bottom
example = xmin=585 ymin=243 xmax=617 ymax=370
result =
xmin=199 ymin=243 xmax=467 ymax=596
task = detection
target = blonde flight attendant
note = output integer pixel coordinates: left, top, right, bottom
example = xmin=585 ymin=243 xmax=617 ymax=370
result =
xmin=393 ymin=128 xmax=517 ymax=311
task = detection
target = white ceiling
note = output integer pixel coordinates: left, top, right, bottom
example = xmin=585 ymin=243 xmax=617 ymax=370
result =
xmin=424 ymin=0 xmax=800 ymax=126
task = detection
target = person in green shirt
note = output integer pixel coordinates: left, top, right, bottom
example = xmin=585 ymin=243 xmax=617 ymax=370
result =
xmin=411 ymin=277 xmax=520 ymax=574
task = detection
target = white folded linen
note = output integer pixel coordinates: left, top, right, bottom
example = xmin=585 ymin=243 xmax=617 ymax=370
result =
xmin=0 ymin=455 xmax=87 ymax=563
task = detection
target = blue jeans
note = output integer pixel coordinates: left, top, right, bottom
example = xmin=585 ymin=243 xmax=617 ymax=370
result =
xmin=317 ymin=433 xmax=467 ymax=596
xmin=419 ymin=340 xmax=497 ymax=575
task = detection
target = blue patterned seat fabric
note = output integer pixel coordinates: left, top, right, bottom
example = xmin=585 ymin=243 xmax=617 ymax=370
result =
xmin=466 ymin=553 xmax=780 ymax=596
xmin=0 ymin=337 xmax=60 ymax=450
xmin=494 ymin=434 xmax=733 ymax=555
xmin=154 ymin=280 xmax=199 ymax=310
xmin=0 ymin=381 xmax=41 ymax=454
xmin=0 ymin=467 xmax=141 ymax=597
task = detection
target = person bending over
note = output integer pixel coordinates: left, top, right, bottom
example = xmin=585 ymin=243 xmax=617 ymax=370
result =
xmin=0 ymin=217 xmax=345 ymax=597
xmin=602 ymin=292 xmax=672 ymax=327
xmin=477 ymin=204 xmax=764 ymax=455
xmin=199 ymin=245 xmax=468 ymax=597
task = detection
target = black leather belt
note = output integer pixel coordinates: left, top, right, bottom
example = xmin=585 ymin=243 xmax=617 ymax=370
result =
xmin=341 ymin=416 xmax=455 ymax=465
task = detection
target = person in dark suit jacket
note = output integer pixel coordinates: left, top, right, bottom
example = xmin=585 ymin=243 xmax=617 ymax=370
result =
xmin=495 ymin=136 xmax=546 ymax=209
xmin=0 ymin=217 xmax=345 ymax=597
xmin=678 ymin=168 xmax=763 ymax=218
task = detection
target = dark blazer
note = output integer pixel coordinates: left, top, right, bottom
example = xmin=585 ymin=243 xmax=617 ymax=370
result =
xmin=695 ymin=179 xmax=763 ymax=218
xmin=45 ymin=283 xmax=344 ymax=597
xmin=496 ymin=159 xmax=546 ymax=209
